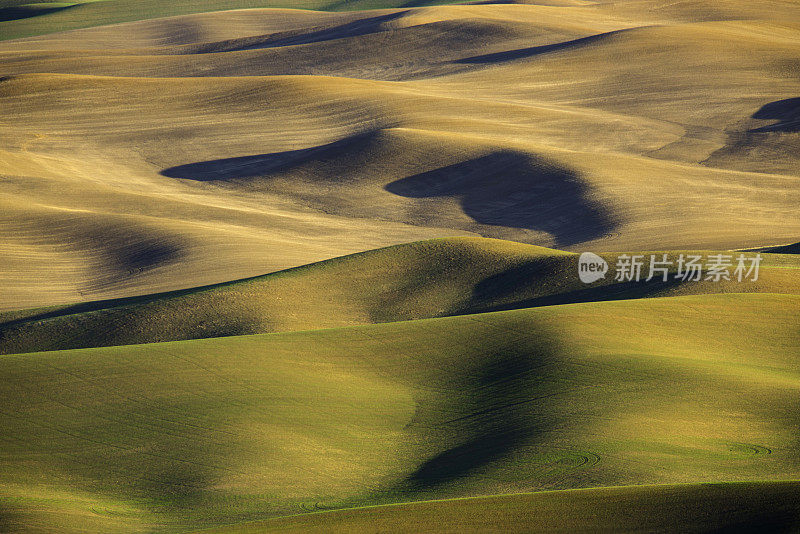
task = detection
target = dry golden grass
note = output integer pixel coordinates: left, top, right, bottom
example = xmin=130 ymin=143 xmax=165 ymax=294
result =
xmin=1 ymin=0 xmax=798 ymax=309
xmin=1 ymin=2 xmax=799 ymax=531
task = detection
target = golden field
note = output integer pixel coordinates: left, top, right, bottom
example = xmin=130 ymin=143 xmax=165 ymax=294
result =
xmin=1 ymin=0 xmax=799 ymax=531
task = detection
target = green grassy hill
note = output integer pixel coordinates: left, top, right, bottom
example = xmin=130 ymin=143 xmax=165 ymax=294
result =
xmin=1 ymin=292 xmax=799 ymax=531
xmin=2 ymin=0 xmax=799 ymax=532
xmin=2 ymin=237 xmax=798 ymax=354
xmin=209 ymin=482 xmax=800 ymax=533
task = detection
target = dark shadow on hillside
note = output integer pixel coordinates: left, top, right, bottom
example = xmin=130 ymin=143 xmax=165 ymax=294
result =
xmin=461 ymin=0 xmax=518 ymax=5
xmin=202 ymin=12 xmax=407 ymax=52
xmin=399 ymin=0 xmax=486 ymax=7
xmin=700 ymin=97 xmax=800 ymax=174
xmin=160 ymin=131 xmax=377 ymax=182
xmin=456 ymin=30 xmax=623 ymax=64
xmin=404 ymin=340 xmax=559 ymax=489
xmin=749 ymin=98 xmax=800 ymax=133
xmin=385 ymin=151 xmax=617 ymax=247
xmin=746 ymin=241 xmax=800 ymax=254
xmin=0 ymin=4 xmax=76 ymax=23
xmin=464 ymin=265 xmax=686 ymax=315
xmin=163 ymin=140 xmax=616 ymax=247
xmin=111 ymin=239 xmax=181 ymax=276
xmin=84 ymin=232 xmax=184 ymax=292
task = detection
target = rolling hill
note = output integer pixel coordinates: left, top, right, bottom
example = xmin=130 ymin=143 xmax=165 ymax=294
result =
xmin=2 ymin=292 xmax=800 ymax=532
xmin=1 ymin=236 xmax=799 ymax=354
xmin=1 ymin=0 xmax=799 ymax=310
xmin=1 ymin=0 xmax=799 ymax=532
xmin=208 ymin=482 xmax=800 ymax=533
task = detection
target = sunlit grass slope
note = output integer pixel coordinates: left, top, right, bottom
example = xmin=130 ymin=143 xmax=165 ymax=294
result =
xmin=1 ymin=293 xmax=799 ymax=531
xmin=2 ymin=237 xmax=798 ymax=354
xmin=1 ymin=1 xmax=798 ymax=533
xmin=209 ymin=482 xmax=800 ymax=533
xmin=1 ymin=1 xmax=799 ymax=308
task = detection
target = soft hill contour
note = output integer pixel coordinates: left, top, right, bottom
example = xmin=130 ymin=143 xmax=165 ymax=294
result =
xmin=1 ymin=237 xmax=798 ymax=354
xmin=209 ymin=482 xmax=800 ymax=533
xmin=1 ymin=293 xmax=799 ymax=531
xmin=1 ymin=1 xmax=799 ymax=308
xmin=2 ymin=1 xmax=799 ymax=532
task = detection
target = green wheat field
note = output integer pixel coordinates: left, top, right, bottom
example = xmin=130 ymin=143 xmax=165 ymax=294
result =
xmin=1 ymin=0 xmax=799 ymax=531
